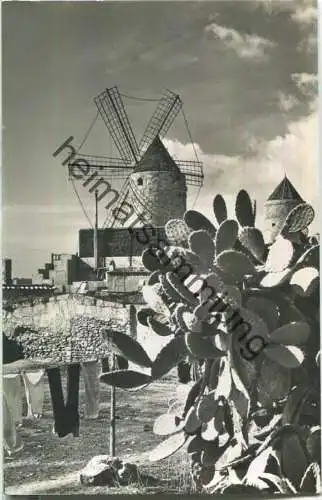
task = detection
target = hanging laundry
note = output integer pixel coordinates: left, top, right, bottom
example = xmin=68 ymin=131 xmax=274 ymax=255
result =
xmin=3 ymin=332 xmax=24 ymax=364
xmin=22 ymin=370 xmax=45 ymax=419
xmin=3 ymin=391 xmax=23 ymax=456
xmin=82 ymin=361 xmax=101 ymax=419
xmin=46 ymin=364 xmax=81 ymax=438
xmin=3 ymin=374 xmax=23 ymax=426
xmin=65 ymin=363 xmax=80 ymax=437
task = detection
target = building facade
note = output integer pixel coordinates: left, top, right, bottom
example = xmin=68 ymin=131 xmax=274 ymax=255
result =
xmin=2 ymin=259 xmax=12 ymax=285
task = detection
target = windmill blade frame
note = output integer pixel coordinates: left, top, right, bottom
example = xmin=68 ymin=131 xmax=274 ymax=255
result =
xmin=138 ymin=89 xmax=182 ymax=156
xmin=94 ymin=86 xmax=140 ymax=164
xmin=68 ymin=154 xmax=133 ymax=180
xmin=175 ymin=160 xmax=204 ymax=187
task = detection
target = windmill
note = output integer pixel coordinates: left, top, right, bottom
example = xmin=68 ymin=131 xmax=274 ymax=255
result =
xmin=68 ymin=86 xmax=204 ymax=230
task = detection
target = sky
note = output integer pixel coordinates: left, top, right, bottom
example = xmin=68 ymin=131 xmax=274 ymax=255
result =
xmin=2 ymin=0 xmax=318 ymax=277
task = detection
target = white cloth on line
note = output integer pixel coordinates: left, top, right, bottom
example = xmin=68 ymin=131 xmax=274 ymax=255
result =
xmin=3 ymin=374 xmax=23 ymax=425
xmin=22 ymin=369 xmax=45 ymax=418
xmin=3 ymin=390 xmax=23 ymax=455
xmin=82 ymin=361 xmax=101 ymax=419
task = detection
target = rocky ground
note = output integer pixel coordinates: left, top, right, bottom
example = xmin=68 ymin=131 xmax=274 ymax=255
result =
xmin=4 ymin=370 xmax=195 ymax=495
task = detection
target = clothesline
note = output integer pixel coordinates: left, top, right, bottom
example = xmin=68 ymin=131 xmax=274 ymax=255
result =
xmin=3 ymin=357 xmax=109 ymax=375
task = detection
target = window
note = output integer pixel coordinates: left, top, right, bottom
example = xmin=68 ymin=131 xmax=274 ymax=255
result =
xmin=272 ymin=223 xmax=276 ymax=227
xmin=137 ymin=177 xmax=143 ymax=186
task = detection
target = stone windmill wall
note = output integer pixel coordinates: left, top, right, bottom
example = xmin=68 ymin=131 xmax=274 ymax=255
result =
xmin=129 ymin=136 xmax=187 ymax=226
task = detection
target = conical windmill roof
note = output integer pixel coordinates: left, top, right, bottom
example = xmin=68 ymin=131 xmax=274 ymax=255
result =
xmin=133 ymin=136 xmax=181 ymax=174
xmin=267 ymin=175 xmax=304 ymax=202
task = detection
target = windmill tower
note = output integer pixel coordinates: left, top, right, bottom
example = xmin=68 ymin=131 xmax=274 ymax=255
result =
xmin=129 ymin=136 xmax=187 ymax=226
xmin=264 ymin=175 xmax=305 ymax=243
xmin=69 ymin=86 xmax=203 ymax=230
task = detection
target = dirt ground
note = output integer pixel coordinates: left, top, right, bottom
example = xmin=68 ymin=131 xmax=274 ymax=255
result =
xmin=4 ymin=370 xmax=195 ymax=495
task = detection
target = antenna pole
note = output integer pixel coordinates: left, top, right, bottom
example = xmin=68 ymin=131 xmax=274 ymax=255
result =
xmin=94 ymin=189 xmax=99 ymax=270
xmin=110 ymin=354 xmax=116 ymax=457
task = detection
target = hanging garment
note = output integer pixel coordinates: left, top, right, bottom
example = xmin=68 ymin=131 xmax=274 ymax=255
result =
xmin=3 ymin=390 xmax=23 ymax=456
xmin=3 ymin=332 xmax=25 ymax=364
xmin=3 ymin=374 xmax=23 ymax=426
xmin=22 ymin=370 xmax=45 ymax=418
xmin=46 ymin=364 xmax=80 ymax=438
xmin=82 ymin=361 xmax=101 ymax=419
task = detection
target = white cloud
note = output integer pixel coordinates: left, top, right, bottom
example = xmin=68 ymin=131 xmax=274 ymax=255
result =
xmin=205 ymin=22 xmax=275 ymax=61
xmin=292 ymin=72 xmax=318 ymax=95
xmin=292 ymin=73 xmax=317 ymax=111
xmin=291 ymin=4 xmax=317 ymax=25
xmin=277 ymin=91 xmax=299 ymax=112
xmin=164 ymin=110 xmax=318 ymax=233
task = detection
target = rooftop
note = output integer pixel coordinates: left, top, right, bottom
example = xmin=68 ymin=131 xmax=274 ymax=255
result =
xmin=267 ymin=175 xmax=304 ymax=202
xmin=133 ymin=135 xmax=181 ymax=174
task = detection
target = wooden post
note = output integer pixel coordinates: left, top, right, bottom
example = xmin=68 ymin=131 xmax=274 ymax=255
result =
xmin=94 ymin=189 xmax=99 ymax=271
xmin=109 ymin=354 xmax=116 ymax=456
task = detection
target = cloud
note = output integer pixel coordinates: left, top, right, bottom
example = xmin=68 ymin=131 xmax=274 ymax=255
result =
xmin=291 ymin=4 xmax=317 ymax=25
xmin=205 ymin=22 xmax=275 ymax=61
xmin=164 ymin=109 xmax=318 ymax=233
xmin=291 ymin=72 xmax=318 ymax=98
xmin=277 ymin=92 xmax=299 ymax=112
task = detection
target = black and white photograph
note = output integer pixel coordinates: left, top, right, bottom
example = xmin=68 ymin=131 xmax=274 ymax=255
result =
xmin=2 ymin=0 xmax=320 ymax=495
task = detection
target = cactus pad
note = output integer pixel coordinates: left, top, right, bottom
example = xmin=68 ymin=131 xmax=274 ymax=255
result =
xmin=265 ymin=235 xmax=295 ymax=273
xmin=257 ymin=357 xmax=291 ymax=407
xmin=166 ymin=271 xmax=199 ymax=307
xmin=296 ymin=244 xmax=319 ymax=269
xmin=238 ymin=227 xmax=266 ymax=263
xmin=282 ymin=203 xmax=315 ymax=233
xmin=142 ymin=284 xmax=169 ymax=315
xmin=245 ymin=297 xmax=279 ymax=331
xmin=159 ymin=273 xmax=183 ymax=303
xmin=215 ymin=219 xmax=239 ymax=256
xmin=182 ymin=311 xmax=203 ymax=333
xmin=289 ymin=266 xmax=319 ymax=297
xmin=137 ymin=307 xmax=155 ymax=327
xmin=181 ymin=249 xmax=209 ymax=274
xmin=142 ymin=248 xmax=163 ymax=272
xmin=268 ymin=321 xmax=310 ymax=345
xmin=148 ymin=271 xmax=161 ymax=285
xmin=189 ymin=230 xmax=215 ymax=268
xmin=153 ymin=413 xmax=184 ymax=436
xmin=260 ymin=268 xmax=293 ymax=288
xmin=185 ymin=332 xmax=224 ymax=359
xmin=215 ymin=250 xmax=256 ymax=283
xmin=184 ymin=406 xmax=202 ymax=434
xmin=174 ymin=304 xmax=191 ymax=332
xmin=148 ymin=316 xmax=173 ymax=336
xmin=165 ymin=219 xmax=191 ymax=246
xmin=263 ymin=344 xmax=305 ymax=369
xmin=197 ymin=392 xmax=217 ymax=423
xmin=149 ymin=431 xmax=187 ymax=461
xmin=213 ymin=194 xmax=227 ymax=225
xmin=184 ymin=210 xmax=217 ymax=237
xmin=235 ymin=190 xmax=255 ymax=227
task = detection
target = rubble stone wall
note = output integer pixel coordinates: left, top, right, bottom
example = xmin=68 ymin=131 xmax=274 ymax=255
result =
xmin=3 ymin=294 xmax=168 ymax=365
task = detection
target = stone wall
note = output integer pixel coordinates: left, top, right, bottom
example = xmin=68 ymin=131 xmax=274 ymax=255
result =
xmin=3 ymin=294 xmax=170 ymax=368
xmin=129 ymin=171 xmax=187 ymax=226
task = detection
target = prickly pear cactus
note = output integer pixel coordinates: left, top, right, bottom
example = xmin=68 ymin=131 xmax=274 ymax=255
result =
xmin=101 ymin=190 xmax=320 ymax=495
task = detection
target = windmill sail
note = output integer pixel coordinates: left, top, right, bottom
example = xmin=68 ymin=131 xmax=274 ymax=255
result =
xmin=94 ymin=86 xmax=140 ymax=164
xmin=138 ymin=90 xmax=182 ymax=156
xmin=68 ymin=154 xmax=133 ymax=180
